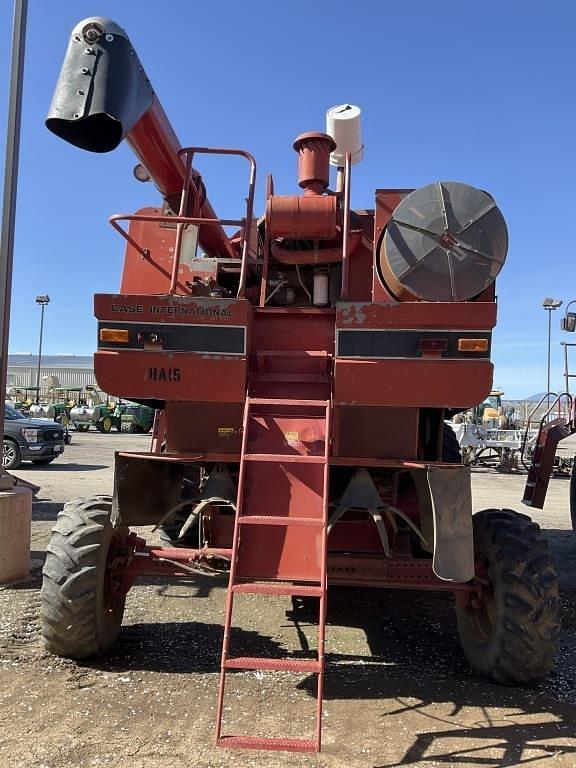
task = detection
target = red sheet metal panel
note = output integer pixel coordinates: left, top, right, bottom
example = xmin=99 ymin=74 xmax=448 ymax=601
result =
xmin=333 ymin=406 xmax=418 ymax=458
xmin=165 ymin=402 xmax=243 ymax=453
xmin=334 ymin=358 xmax=494 ymax=407
xmin=95 ymin=350 xmax=247 ymax=402
xmin=336 ymin=301 xmax=497 ymax=329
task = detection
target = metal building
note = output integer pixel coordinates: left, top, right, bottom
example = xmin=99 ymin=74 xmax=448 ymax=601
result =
xmin=7 ymin=354 xmax=96 ymax=391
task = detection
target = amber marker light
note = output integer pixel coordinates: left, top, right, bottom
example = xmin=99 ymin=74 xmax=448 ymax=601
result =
xmin=458 ymin=338 xmax=489 ymax=352
xmin=100 ymin=328 xmax=130 ymax=343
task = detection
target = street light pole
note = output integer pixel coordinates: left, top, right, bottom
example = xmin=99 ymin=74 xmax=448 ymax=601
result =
xmin=35 ymin=295 xmax=50 ymax=403
xmin=542 ymin=298 xmax=563 ymax=407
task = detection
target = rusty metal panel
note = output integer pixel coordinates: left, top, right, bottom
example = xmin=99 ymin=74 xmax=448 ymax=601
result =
xmin=334 ymin=359 xmax=494 ymax=408
xmin=95 ymin=294 xmax=251 ymax=327
xmin=165 ymin=402 xmax=243 ymax=454
xmin=333 ymin=406 xmax=418 ymax=459
xmin=336 ymin=301 xmax=497 ymax=330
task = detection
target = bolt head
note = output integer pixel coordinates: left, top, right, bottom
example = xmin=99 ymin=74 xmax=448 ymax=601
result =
xmin=105 ymin=33 xmax=114 ymax=42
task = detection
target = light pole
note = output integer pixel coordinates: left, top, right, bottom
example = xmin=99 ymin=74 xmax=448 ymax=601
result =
xmin=35 ymin=294 xmax=50 ymax=403
xmin=542 ymin=298 xmax=562 ymax=406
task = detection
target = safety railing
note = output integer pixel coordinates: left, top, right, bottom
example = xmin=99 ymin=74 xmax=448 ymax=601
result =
xmin=109 ymin=146 xmax=256 ymax=298
xmin=520 ymin=392 xmax=573 ymax=470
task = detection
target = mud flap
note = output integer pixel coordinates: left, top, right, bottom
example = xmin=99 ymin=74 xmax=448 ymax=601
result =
xmin=112 ymin=453 xmax=186 ymax=527
xmin=427 ymin=466 xmax=474 ymax=582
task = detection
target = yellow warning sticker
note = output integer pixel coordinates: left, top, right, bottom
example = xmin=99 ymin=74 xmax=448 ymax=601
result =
xmin=284 ymin=431 xmax=299 ymax=444
xmin=218 ymin=427 xmax=236 ymax=439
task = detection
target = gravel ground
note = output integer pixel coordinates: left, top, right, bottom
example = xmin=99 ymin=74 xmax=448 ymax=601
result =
xmin=0 ymin=432 xmax=575 ymax=768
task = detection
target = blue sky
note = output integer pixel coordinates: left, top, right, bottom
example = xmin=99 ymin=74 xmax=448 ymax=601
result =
xmin=0 ymin=0 xmax=573 ymax=399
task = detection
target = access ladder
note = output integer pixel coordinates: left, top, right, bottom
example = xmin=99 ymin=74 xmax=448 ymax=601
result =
xmin=216 ymin=395 xmax=331 ymax=752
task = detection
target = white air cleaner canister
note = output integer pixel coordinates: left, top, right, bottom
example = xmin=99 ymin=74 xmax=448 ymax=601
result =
xmin=326 ymin=104 xmax=364 ymax=166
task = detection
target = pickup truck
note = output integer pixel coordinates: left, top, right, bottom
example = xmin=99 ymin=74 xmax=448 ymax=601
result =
xmin=3 ymin=404 xmax=65 ymax=469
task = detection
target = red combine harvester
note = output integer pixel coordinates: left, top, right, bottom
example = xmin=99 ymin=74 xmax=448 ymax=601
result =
xmin=40 ymin=17 xmax=560 ymax=753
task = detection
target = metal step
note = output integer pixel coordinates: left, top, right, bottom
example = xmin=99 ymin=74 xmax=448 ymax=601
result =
xmin=232 ymin=583 xmax=322 ymax=596
xmin=238 ymin=515 xmax=325 ymax=527
xmin=225 ymin=657 xmax=321 ymax=673
xmin=217 ymin=736 xmax=317 ymax=753
xmin=243 ymin=453 xmax=325 ymax=463
xmin=248 ymin=398 xmax=329 ymax=407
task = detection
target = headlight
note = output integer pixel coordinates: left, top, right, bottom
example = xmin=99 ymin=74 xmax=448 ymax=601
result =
xmin=21 ymin=428 xmax=40 ymax=443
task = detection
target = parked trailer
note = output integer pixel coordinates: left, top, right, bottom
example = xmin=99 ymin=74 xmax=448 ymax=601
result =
xmin=40 ymin=17 xmax=560 ymax=754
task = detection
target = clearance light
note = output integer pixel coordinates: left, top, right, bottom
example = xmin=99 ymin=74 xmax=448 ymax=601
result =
xmin=100 ymin=328 xmax=130 ymax=343
xmin=458 ymin=338 xmax=489 ymax=353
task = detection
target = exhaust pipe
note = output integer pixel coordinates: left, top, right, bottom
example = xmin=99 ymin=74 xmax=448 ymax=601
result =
xmin=46 ymin=17 xmax=235 ymax=259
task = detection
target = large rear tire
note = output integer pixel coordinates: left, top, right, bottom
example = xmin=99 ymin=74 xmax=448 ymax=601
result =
xmin=456 ymin=508 xmax=559 ymax=684
xmin=40 ymin=496 xmax=128 ymax=659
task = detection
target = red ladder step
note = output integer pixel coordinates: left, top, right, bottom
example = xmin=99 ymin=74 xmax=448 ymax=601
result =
xmin=243 ymin=453 xmax=325 ymax=463
xmin=248 ymin=398 xmax=329 ymax=407
xmin=238 ymin=515 xmax=324 ymax=526
xmin=225 ymin=657 xmax=321 ymax=673
xmin=232 ymin=583 xmax=323 ymax=596
xmin=217 ymin=736 xmax=317 ymax=753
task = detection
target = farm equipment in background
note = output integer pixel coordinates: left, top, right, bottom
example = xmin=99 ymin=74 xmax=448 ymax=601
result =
xmin=40 ymin=16 xmax=561 ymax=754
xmin=69 ymin=401 xmax=116 ymax=432
xmin=70 ymin=398 xmax=154 ymax=433
xmin=7 ymin=387 xmax=39 ymax=414
xmin=28 ymin=386 xmax=81 ymax=444
xmin=116 ymin=401 xmax=155 ymax=433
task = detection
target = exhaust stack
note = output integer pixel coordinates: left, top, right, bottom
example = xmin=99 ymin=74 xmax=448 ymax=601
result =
xmin=46 ymin=18 xmax=235 ymax=259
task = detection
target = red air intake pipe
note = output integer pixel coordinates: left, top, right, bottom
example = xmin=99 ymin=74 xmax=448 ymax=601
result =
xmin=46 ymin=17 xmax=235 ymax=259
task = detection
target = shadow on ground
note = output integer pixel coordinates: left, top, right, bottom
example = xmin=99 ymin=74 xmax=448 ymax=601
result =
xmin=19 ymin=463 xmax=107 ymax=472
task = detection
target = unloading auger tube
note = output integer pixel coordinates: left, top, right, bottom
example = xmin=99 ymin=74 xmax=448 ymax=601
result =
xmin=46 ymin=17 xmax=235 ymax=260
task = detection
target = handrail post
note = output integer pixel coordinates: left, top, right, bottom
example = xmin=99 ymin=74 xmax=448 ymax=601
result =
xmin=237 ymin=156 xmax=256 ymax=298
xmin=340 ymin=152 xmax=352 ymax=301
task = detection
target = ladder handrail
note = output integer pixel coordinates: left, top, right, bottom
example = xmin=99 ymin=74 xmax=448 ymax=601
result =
xmin=520 ymin=392 xmax=573 ymax=470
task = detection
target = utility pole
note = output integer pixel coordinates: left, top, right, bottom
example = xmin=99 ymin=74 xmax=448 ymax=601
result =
xmin=0 ymin=0 xmax=28 ymax=487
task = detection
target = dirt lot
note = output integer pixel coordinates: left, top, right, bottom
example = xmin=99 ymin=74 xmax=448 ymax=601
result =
xmin=1 ymin=432 xmax=575 ymax=768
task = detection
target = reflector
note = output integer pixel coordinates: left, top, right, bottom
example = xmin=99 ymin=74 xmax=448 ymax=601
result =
xmin=457 ymin=338 xmax=489 ymax=352
xmin=99 ymin=328 xmax=129 ymax=343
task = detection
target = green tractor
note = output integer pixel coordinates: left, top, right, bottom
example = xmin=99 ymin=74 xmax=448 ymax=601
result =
xmin=49 ymin=388 xmax=84 ymax=427
xmin=70 ymin=398 xmax=154 ymax=434
xmin=70 ymin=401 xmax=116 ymax=432
xmin=116 ymin=401 xmax=155 ymax=433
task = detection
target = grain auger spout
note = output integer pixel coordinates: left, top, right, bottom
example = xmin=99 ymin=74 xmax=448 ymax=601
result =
xmin=46 ymin=17 xmax=235 ymax=259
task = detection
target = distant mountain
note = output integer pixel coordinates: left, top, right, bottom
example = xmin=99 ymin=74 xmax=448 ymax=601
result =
xmin=523 ymin=392 xmax=549 ymax=402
